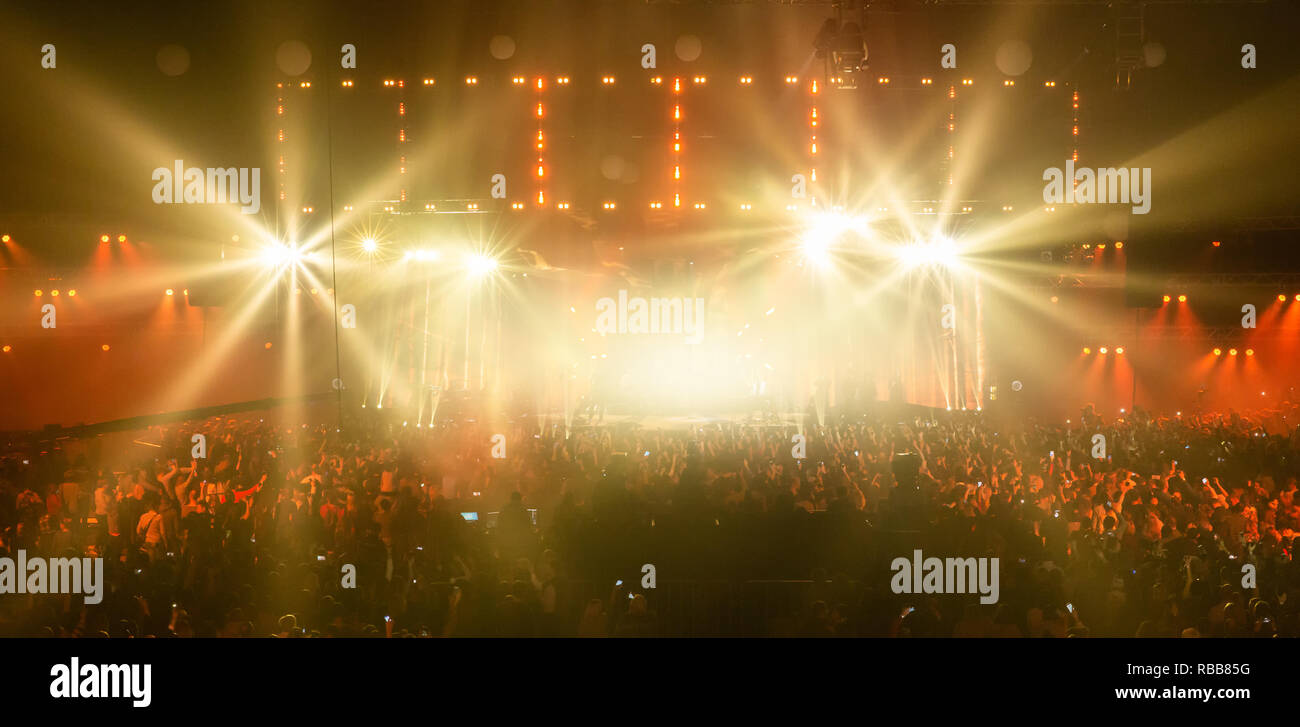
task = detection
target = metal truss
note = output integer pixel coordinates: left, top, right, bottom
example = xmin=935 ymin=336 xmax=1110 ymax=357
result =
xmin=1072 ymin=325 xmax=1294 ymax=344
xmin=1152 ymin=273 xmax=1300 ymax=289
xmin=642 ymin=0 xmax=1269 ymax=6
xmin=1237 ymin=217 xmax=1300 ymax=232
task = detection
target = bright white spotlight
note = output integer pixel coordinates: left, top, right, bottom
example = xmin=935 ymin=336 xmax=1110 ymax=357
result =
xmin=897 ymin=235 xmax=958 ymax=269
xmin=807 ymin=211 xmax=849 ymax=237
xmin=261 ymin=244 xmax=301 ymax=269
xmin=465 ymin=253 xmax=498 ymax=277
xmin=361 ymin=238 xmax=378 ymax=254
xmin=812 ymin=210 xmax=871 ymax=239
xmin=798 ymin=211 xmax=869 ymax=269
xmin=800 ymin=235 xmax=832 ymax=267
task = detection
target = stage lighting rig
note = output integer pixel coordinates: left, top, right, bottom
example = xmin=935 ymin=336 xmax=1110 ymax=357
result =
xmin=814 ymin=3 xmax=868 ymax=88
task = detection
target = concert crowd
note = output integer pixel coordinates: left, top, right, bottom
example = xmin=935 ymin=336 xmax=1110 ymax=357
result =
xmin=1 ymin=402 xmax=1297 ymax=638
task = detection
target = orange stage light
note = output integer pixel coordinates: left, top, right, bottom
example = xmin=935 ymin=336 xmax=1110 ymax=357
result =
xmin=1178 ymin=294 xmax=1187 ymax=303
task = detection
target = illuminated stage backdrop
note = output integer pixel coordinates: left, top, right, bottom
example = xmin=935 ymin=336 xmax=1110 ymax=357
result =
xmin=266 ymin=71 xmax=1074 ymax=422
